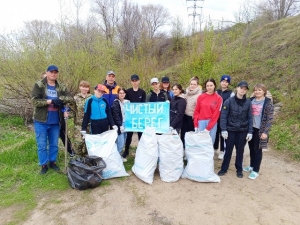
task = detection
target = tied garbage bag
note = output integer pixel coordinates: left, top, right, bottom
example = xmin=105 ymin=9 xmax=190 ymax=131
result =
xmin=85 ymin=130 xmax=129 ymax=179
xmin=132 ymin=127 xmax=158 ymax=184
xmin=182 ymin=131 xmax=220 ymax=183
xmin=67 ymin=156 xmax=106 ymax=190
xmin=157 ymin=132 xmax=184 ymax=182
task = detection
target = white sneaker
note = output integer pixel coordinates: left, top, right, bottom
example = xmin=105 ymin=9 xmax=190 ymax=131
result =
xmin=218 ymin=151 xmax=224 ymax=160
xmin=248 ymin=171 xmax=259 ymax=180
xmin=122 ymin=157 xmax=127 ymax=162
xmin=243 ymin=166 xmax=253 ymax=172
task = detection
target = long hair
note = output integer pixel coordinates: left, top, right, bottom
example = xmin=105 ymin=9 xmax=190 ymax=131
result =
xmin=172 ymin=84 xmax=184 ymax=94
xmin=203 ymin=78 xmax=217 ymax=92
xmin=116 ymin=87 xmax=127 ymax=99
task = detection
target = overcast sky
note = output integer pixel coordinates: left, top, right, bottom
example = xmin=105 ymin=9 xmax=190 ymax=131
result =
xmin=0 ymin=0 xmax=244 ymax=33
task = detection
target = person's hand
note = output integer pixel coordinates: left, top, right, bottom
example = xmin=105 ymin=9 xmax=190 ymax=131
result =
xmin=194 ymin=127 xmax=199 ymax=132
xmin=120 ymin=126 xmax=125 ymax=133
xmin=203 ymin=129 xmax=209 ymax=133
xmin=80 ymin=130 xmax=86 ymax=138
xmin=166 ymin=100 xmax=170 ymax=103
xmin=260 ymin=133 xmax=268 ymax=140
xmin=112 ymin=125 xmax=118 ymax=131
xmin=63 ymin=112 xmax=68 ymax=119
xmin=246 ymin=133 xmax=253 ymax=142
xmin=221 ymin=131 xmax=228 ymax=139
xmin=52 ymin=98 xmax=63 ymax=108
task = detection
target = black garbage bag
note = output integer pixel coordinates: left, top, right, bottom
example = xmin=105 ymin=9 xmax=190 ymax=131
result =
xmin=67 ymin=155 xmax=106 ymax=190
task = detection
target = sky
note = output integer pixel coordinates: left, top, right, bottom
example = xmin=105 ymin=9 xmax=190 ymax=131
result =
xmin=0 ymin=0 xmax=244 ymax=33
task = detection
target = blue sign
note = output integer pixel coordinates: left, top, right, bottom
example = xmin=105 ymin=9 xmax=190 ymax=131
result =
xmin=124 ymin=102 xmax=170 ymax=133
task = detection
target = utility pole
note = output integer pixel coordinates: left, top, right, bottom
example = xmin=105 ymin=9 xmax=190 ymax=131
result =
xmin=186 ymin=0 xmax=204 ymax=33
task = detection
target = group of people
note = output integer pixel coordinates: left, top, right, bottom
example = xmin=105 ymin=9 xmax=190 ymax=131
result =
xmin=31 ymin=65 xmax=274 ymax=180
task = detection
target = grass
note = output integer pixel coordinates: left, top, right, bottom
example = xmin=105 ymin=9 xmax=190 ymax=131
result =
xmin=0 ymin=113 xmax=137 ymax=224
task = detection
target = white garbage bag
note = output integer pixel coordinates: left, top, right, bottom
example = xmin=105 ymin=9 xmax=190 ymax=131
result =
xmin=157 ymin=132 xmax=184 ymax=182
xmin=182 ymin=131 xmax=220 ymax=183
xmin=132 ymin=127 xmax=158 ymax=184
xmin=85 ymin=130 xmax=129 ymax=179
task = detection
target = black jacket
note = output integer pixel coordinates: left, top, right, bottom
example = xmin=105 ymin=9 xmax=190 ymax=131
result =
xmin=111 ymin=99 xmax=123 ymax=135
xmin=220 ymin=95 xmax=253 ymax=133
xmin=146 ymin=90 xmax=168 ymax=102
xmin=217 ymin=89 xmax=233 ymax=104
xmin=170 ymin=95 xmax=187 ymax=129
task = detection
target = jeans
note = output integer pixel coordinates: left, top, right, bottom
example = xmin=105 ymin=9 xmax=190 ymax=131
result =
xmin=198 ymin=120 xmax=218 ymax=145
xmin=34 ymin=121 xmax=60 ymax=166
xmin=117 ymin=132 xmax=127 ymax=154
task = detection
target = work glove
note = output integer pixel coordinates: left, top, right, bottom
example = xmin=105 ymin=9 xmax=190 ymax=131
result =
xmin=120 ymin=126 xmax=125 ymax=133
xmin=194 ymin=127 xmax=199 ymax=132
xmin=203 ymin=129 xmax=209 ymax=133
xmin=52 ymin=98 xmax=63 ymax=108
xmin=246 ymin=133 xmax=253 ymax=142
xmin=112 ymin=125 xmax=118 ymax=131
xmin=80 ymin=130 xmax=86 ymax=138
xmin=221 ymin=131 xmax=228 ymax=139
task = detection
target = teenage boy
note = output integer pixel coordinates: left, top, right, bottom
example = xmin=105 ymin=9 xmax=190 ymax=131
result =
xmin=146 ymin=78 xmax=168 ymax=102
xmin=218 ymin=81 xmax=253 ymax=178
xmin=103 ymin=70 xmax=120 ymax=106
xmin=31 ymin=65 xmax=73 ymax=174
xmin=122 ymin=74 xmax=146 ymax=159
xmin=214 ymin=75 xmax=235 ymax=160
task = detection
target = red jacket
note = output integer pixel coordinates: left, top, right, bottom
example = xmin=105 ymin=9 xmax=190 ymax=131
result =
xmin=193 ymin=92 xmax=222 ymax=130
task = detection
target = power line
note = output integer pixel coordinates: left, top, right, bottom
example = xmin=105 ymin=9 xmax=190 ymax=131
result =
xmin=186 ymin=0 xmax=204 ymax=33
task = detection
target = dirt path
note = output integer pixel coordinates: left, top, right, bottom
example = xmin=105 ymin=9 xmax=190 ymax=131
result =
xmin=21 ymin=134 xmax=300 ymax=225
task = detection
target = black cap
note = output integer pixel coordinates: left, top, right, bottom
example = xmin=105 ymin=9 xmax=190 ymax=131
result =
xmin=131 ymin=74 xmax=139 ymax=81
xmin=161 ymin=76 xmax=170 ymax=83
xmin=237 ymin=81 xmax=249 ymax=89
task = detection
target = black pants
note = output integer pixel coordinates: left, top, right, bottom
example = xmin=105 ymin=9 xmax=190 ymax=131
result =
xmin=248 ymin=128 xmax=263 ymax=173
xmin=180 ymin=114 xmax=194 ymax=148
xmin=59 ymin=120 xmax=73 ymax=154
xmin=123 ymin=132 xmax=142 ymax=157
xmin=221 ymin=131 xmax=247 ymax=173
xmin=91 ymin=119 xmax=109 ymax=135
xmin=213 ymin=121 xmax=226 ymax=152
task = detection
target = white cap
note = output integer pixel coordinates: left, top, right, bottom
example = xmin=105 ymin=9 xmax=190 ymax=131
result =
xmin=150 ymin=78 xmax=159 ymax=84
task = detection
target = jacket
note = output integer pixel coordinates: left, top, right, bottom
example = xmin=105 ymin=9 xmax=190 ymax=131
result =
xmin=217 ymin=89 xmax=234 ymax=104
xmin=73 ymin=93 xmax=92 ymax=125
xmin=220 ymin=95 xmax=253 ymax=133
xmin=146 ymin=90 xmax=168 ymax=102
xmin=103 ymin=81 xmax=120 ymax=106
xmin=81 ymin=96 xmax=114 ymax=131
xmin=31 ymin=77 xmax=73 ymax=123
xmin=111 ymin=99 xmax=129 ymax=135
xmin=250 ymin=97 xmax=274 ymax=149
xmin=170 ymin=94 xmax=187 ymax=129
xmin=183 ymin=86 xmax=202 ymax=117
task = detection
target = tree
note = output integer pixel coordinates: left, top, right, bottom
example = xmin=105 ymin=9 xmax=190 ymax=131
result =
xmin=256 ymin=0 xmax=300 ymax=21
xmin=141 ymin=4 xmax=170 ymax=39
xmin=92 ymin=0 xmax=120 ymax=43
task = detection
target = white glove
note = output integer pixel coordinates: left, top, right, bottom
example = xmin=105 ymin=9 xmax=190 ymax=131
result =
xmin=194 ymin=127 xmax=199 ymax=132
xmin=246 ymin=133 xmax=253 ymax=142
xmin=221 ymin=131 xmax=228 ymax=139
xmin=203 ymin=129 xmax=209 ymax=133
xmin=80 ymin=130 xmax=86 ymax=138
xmin=166 ymin=100 xmax=170 ymax=103
xmin=120 ymin=126 xmax=125 ymax=133
xmin=112 ymin=125 xmax=118 ymax=131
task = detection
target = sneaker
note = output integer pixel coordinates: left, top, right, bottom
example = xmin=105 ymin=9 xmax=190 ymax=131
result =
xmin=237 ymin=171 xmax=243 ymax=178
xmin=218 ymin=170 xmax=226 ymax=176
xmin=40 ymin=165 xmax=48 ymax=175
xmin=218 ymin=151 xmax=224 ymax=160
xmin=248 ymin=171 xmax=259 ymax=180
xmin=122 ymin=157 xmax=127 ymax=162
xmin=49 ymin=162 xmax=60 ymax=171
xmin=243 ymin=166 xmax=253 ymax=172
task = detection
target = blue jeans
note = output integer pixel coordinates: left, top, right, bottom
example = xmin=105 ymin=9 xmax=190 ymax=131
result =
xmin=198 ymin=120 xmax=218 ymax=145
xmin=34 ymin=121 xmax=60 ymax=166
xmin=117 ymin=132 xmax=127 ymax=154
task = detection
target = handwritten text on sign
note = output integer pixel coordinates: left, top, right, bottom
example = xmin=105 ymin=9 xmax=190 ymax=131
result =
xmin=124 ymin=102 xmax=170 ymax=133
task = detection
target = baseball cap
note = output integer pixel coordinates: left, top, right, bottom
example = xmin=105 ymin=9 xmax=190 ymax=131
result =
xmin=220 ymin=75 xmax=231 ymax=84
xmin=131 ymin=74 xmax=139 ymax=81
xmin=150 ymin=78 xmax=159 ymax=84
xmin=107 ymin=71 xmax=115 ymax=76
xmin=161 ymin=76 xmax=170 ymax=83
xmin=237 ymin=81 xmax=249 ymax=89
xmin=95 ymin=84 xmax=107 ymax=93
xmin=47 ymin=65 xmax=59 ymax=72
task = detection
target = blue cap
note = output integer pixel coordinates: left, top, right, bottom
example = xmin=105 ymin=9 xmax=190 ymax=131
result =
xmin=47 ymin=65 xmax=59 ymax=72
xmin=220 ymin=75 xmax=231 ymax=84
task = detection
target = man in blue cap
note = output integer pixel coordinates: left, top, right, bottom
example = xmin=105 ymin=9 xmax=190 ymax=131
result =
xmin=31 ymin=65 xmax=73 ymax=174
